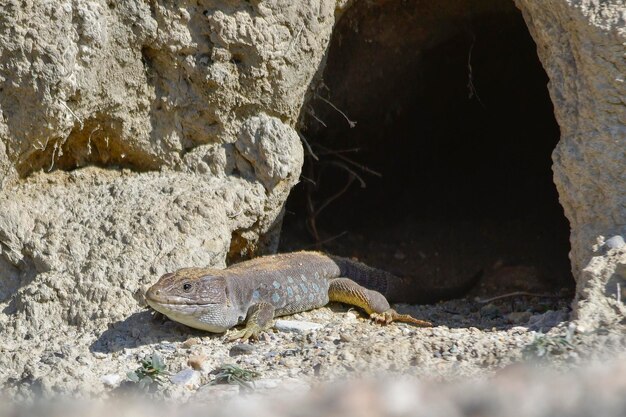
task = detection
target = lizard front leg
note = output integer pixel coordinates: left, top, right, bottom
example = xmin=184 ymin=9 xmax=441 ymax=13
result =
xmin=228 ymin=302 xmax=275 ymax=341
xmin=328 ymin=278 xmax=432 ymax=327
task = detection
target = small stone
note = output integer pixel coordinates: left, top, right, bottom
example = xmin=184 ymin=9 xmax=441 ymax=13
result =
xmin=170 ymin=368 xmax=201 ymax=388
xmin=339 ymin=351 xmax=355 ymax=362
xmin=100 ymin=374 xmax=122 ymax=388
xmin=507 ymin=311 xmax=532 ymax=325
xmin=605 ymin=235 xmax=625 ymax=250
xmin=182 ymin=338 xmax=200 ymax=348
xmin=344 ymin=311 xmax=358 ymax=322
xmin=188 ymin=354 xmax=208 ymax=370
xmin=92 ymin=352 xmax=107 ymax=359
xmin=274 ymin=319 xmax=323 ymax=333
xmin=158 ymin=342 xmax=177 ymax=353
xmin=241 ymin=357 xmax=261 ymax=366
xmin=229 ymin=343 xmax=257 ymax=356
xmin=528 ymin=310 xmax=569 ymax=331
xmin=339 ymin=333 xmax=355 ymax=343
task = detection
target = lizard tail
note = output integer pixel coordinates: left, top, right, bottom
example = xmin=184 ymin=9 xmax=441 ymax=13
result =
xmin=329 ymin=255 xmax=483 ymax=304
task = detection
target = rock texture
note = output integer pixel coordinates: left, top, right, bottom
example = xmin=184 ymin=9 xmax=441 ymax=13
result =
xmin=0 ymin=0 xmax=342 ymax=330
xmin=515 ymin=0 xmax=626 ymax=326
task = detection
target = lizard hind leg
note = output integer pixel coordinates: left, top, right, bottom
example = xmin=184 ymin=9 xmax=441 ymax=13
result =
xmin=328 ymin=278 xmax=432 ymax=327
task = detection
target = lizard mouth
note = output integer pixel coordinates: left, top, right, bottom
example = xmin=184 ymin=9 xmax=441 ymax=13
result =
xmin=145 ymin=292 xmax=213 ymax=306
xmin=145 ymin=285 xmax=211 ymax=306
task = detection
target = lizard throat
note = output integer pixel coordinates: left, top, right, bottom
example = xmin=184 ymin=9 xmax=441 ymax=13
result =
xmin=146 ymin=299 xmax=235 ymax=333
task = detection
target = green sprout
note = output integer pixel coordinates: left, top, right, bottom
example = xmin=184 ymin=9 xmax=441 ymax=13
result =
xmin=522 ymin=331 xmax=575 ymax=361
xmin=126 ymin=353 xmax=169 ymax=391
xmin=209 ymin=364 xmax=261 ymax=391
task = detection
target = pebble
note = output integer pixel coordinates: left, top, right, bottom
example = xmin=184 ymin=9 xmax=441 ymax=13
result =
xmin=92 ymin=352 xmax=107 ymax=359
xmin=605 ymin=235 xmax=625 ymax=250
xmin=528 ymin=310 xmax=569 ymax=331
xmin=100 ymin=374 xmax=122 ymax=388
xmin=345 ymin=311 xmax=358 ymax=322
xmin=339 ymin=333 xmax=355 ymax=343
xmin=182 ymin=338 xmax=200 ymax=348
xmin=170 ymin=369 xmax=201 ymax=388
xmin=188 ymin=354 xmax=208 ymax=370
xmin=158 ymin=342 xmax=177 ymax=353
xmin=274 ymin=320 xmax=323 ymax=333
xmin=229 ymin=343 xmax=257 ymax=356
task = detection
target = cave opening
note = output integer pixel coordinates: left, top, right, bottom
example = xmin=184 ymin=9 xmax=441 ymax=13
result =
xmin=281 ymin=0 xmax=574 ymax=301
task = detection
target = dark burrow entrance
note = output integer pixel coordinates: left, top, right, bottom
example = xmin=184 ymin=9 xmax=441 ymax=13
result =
xmin=280 ymin=0 xmax=574 ymax=305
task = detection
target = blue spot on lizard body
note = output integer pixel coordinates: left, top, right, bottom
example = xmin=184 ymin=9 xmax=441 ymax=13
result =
xmin=272 ymin=293 xmax=280 ymax=303
xmin=272 ymin=280 xmax=281 ymax=289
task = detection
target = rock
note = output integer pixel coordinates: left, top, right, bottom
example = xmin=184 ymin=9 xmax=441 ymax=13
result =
xmin=339 ymin=333 xmax=355 ymax=343
xmin=344 ymin=312 xmax=359 ymax=322
xmin=529 ymin=310 xmax=569 ymax=331
xmin=157 ymin=342 xmax=177 ymax=353
xmin=182 ymin=338 xmax=201 ymax=348
xmin=605 ymin=236 xmax=625 ymax=250
xmin=507 ymin=312 xmax=532 ymax=325
xmin=229 ymin=343 xmax=257 ymax=356
xmin=274 ymin=320 xmax=323 ymax=333
xmin=170 ymin=369 xmax=201 ymax=388
xmin=100 ymin=374 xmax=122 ymax=388
xmin=188 ymin=354 xmax=208 ymax=371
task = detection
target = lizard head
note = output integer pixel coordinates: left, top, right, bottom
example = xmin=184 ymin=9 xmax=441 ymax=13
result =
xmin=145 ymin=268 xmax=238 ymax=333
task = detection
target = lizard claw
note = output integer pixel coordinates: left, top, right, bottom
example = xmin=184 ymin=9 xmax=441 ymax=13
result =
xmin=227 ymin=324 xmax=264 ymax=342
xmin=370 ymin=309 xmax=433 ymax=327
xmin=370 ymin=311 xmax=394 ymax=325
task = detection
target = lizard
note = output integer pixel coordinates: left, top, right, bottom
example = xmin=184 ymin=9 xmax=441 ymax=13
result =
xmin=145 ymin=251 xmax=476 ymax=340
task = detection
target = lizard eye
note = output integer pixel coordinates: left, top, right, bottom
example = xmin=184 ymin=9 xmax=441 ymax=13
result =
xmin=182 ymin=283 xmax=193 ymax=292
